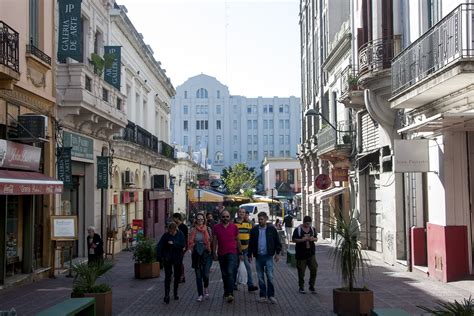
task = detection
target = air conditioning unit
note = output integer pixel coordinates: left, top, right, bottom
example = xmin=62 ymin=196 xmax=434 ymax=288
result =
xmin=17 ymin=114 xmax=48 ymax=140
xmin=151 ymin=175 xmax=166 ymax=189
xmin=123 ymin=170 xmax=135 ymax=185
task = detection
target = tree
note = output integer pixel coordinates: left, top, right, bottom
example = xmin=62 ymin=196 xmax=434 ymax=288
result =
xmin=221 ymin=163 xmax=257 ymax=194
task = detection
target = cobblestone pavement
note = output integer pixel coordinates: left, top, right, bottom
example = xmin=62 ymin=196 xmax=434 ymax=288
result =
xmin=0 ymin=240 xmax=472 ymax=315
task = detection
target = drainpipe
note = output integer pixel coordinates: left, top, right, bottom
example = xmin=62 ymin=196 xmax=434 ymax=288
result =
xmin=402 ymin=133 xmax=412 ymax=272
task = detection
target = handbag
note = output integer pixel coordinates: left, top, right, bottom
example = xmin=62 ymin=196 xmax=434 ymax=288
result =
xmin=237 ymin=260 xmax=248 ymax=284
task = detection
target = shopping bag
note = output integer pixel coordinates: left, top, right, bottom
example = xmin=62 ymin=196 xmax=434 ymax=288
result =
xmin=237 ymin=260 xmax=248 ymax=284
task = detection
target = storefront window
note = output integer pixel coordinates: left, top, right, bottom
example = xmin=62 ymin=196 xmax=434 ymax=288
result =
xmin=6 ymin=197 xmax=19 ymax=259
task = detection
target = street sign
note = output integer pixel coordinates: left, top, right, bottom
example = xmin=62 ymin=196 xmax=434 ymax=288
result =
xmin=315 ymin=174 xmax=331 ymax=190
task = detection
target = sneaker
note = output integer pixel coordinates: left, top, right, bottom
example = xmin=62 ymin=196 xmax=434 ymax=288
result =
xmin=268 ymin=297 xmax=277 ymax=304
xmin=258 ymin=297 xmax=267 ymax=303
xmin=226 ymin=295 xmax=234 ymax=303
xmin=299 ymin=288 xmax=306 ymax=294
xmin=309 ymin=286 xmax=317 ymax=294
xmin=248 ymin=285 xmax=258 ymax=292
xmin=196 ymin=295 xmax=203 ymax=302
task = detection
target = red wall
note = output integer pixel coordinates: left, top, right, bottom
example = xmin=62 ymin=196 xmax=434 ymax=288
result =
xmin=411 ymin=227 xmax=427 ymax=266
xmin=427 ymin=223 xmax=469 ymax=282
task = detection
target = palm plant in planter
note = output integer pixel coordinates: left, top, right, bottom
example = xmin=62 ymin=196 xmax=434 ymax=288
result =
xmin=327 ymin=209 xmax=373 ymax=316
xmin=133 ymin=237 xmax=160 ymax=279
xmin=72 ymin=260 xmax=114 ymax=316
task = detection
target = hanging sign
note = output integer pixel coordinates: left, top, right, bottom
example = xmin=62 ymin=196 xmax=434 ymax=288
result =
xmin=104 ymin=46 xmax=121 ymax=90
xmin=57 ymin=0 xmax=82 ymax=63
xmin=394 ymin=139 xmax=430 ymax=173
xmin=315 ymin=174 xmax=331 ymax=190
xmin=57 ymin=147 xmax=73 ymax=189
xmin=0 ymin=139 xmax=41 ymax=171
xmin=332 ymin=168 xmax=349 ymax=182
xmin=97 ymin=156 xmax=109 ymax=189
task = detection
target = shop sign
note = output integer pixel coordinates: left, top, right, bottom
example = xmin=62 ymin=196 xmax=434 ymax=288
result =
xmin=51 ymin=216 xmax=78 ymax=240
xmin=394 ymin=139 xmax=429 ymax=173
xmin=121 ymin=191 xmax=130 ymax=204
xmin=149 ymin=190 xmax=172 ymax=200
xmin=332 ymin=168 xmax=349 ymax=182
xmin=315 ymin=174 xmax=331 ymax=190
xmin=63 ymin=131 xmax=93 ymax=160
xmin=0 ymin=183 xmax=63 ymax=195
xmin=57 ymin=147 xmax=73 ymax=189
xmin=0 ymin=139 xmax=41 ymax=171
xmin=97 ymin=156 xmax=108 ymax=189
xmin=57 ymin=0 xmax=82 ymax=63
xmin=104 ymin=46 xmax=121 ymax=90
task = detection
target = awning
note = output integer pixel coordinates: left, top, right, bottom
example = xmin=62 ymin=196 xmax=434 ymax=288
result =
xmin=0 ymin=170 xmax=63 ymax=195
xmin=398 ymin=113 xmax=474 ymax=134
xmin=312 ymin=187 xmax=347 ymax=204
xmin=224 ymin=195 xmax=251 ymax=203
xmin=187 ymin=188 xmax=225 ymax=203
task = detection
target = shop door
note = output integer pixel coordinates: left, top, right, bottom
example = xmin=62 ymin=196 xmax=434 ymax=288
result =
xmin=61 ymin=176 xmax=83 ymax=258
xmin=367 ymin=174 xmax=382 ymax=252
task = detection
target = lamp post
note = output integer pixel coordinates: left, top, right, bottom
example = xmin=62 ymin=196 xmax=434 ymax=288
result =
xmin=271 ymin=188 xmax=275 ymax=221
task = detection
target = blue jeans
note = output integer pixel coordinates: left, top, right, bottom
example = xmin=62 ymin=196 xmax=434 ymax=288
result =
xmin=255 ymin=255 xmax=274 ymax=298
xmin=194 ymin=253 xmax=211 ymax=296
xmin=233 ymin=249 xmax=254 ymax=288
xmin=218 ymin=253 xmax=238 ymax=296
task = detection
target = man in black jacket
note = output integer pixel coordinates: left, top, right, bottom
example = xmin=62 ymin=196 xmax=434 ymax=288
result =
xmin=248 ymin=212 xmax=282 ymax=304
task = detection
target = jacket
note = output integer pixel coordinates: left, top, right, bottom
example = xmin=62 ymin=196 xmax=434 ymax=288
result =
xmin=156 ymin=230 xmax=185 ymax=263
xmin=87 ymin=233 xmax=104 ymax=256
xmin=248 ymin=223 xmax=282 ymax=258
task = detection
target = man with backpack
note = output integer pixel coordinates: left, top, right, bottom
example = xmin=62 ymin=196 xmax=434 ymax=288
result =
xmin=283 ymin=212 xmax=294 ymax=246
xmin=292 ymin=215 xmax=318 ymax=294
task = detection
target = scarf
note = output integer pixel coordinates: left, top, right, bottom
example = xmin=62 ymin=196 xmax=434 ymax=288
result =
xmin=188 ymin=224 xmax=211 ymax=252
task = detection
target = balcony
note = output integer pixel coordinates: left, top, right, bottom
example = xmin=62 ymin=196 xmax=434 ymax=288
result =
xmin=114 ymin=121 xmax=176 ymax=164
xmin=358 ymin=36 xmax=401 ymax=85
xmin=57 ymin=61 xmax=127 ymax=137
xmin=391 ymin=4 xmax=474 ymax=109
xmin=0 ymin=21 xmax=20 ymax=89
xmin=317 ymin=121 xmax=353 ymax=161
xmin=26 ymin=43 xmax=51 ymax=66
xmin=338 ymin=65 xmax=364 ymax=109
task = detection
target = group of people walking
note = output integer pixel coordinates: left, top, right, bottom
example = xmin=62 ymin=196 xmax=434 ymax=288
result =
xmin=156 ymin=209 xmax=318 ymax=305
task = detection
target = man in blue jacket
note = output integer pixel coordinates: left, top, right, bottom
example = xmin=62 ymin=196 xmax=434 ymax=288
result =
xmin=248 ymin=211 xmax=282 ymax=304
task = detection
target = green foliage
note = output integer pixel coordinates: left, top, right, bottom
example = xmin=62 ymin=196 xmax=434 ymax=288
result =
xmin=417 ymin=296 xmax=473 ymax=315
xmin=90 ymin=53 xmax=115 ymax=77
xmin=325 ymin=209 xmax=366 ymax=291
xmin=221 ymin=163 xmax=257 ymax=194
xmin=72 ymin=260 xmax=114 ymax=295
xmin=133 ymin=238 xmax=157 ymax=264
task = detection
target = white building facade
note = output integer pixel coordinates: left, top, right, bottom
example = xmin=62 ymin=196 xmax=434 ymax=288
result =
xmin=171 ymin=74 xmax=301 ymax=173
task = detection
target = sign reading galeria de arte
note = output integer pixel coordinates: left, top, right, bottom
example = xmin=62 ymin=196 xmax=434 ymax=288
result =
xmin=57 ymin=0 xmax=82 ymax=63
xmin=394 ymin=139 xmax=430 ymax=173
xmin=51 ymin=216 xmax=78 ymax=240
xmin=0 ymin=139 xmax=41 ymax=171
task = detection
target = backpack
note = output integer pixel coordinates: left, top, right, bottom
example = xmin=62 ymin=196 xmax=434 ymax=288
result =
xmin=296 ymin=225 xmax=316 ymax=239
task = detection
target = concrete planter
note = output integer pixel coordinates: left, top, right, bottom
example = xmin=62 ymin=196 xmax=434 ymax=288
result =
xmin=134 ymin=262 xmax=160 ymax=279
xmin=333 ymin=288 xmax=374 ymax=316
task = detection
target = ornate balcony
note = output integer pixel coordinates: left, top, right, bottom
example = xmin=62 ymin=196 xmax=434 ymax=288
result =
xmin=0 ymin=21 xmax=20 ymax=89
xmin=57 ymin=61 xmax=127 ymax=137
xmin=316 ymin=121 xmax=353 ymax=161
xmin=338 ymin=65 xmax=364 ymax=109
xmin=391 ymin=4 xmax=474 ymax=109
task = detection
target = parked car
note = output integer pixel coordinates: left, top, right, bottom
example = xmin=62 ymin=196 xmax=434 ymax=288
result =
xmin=238 ymin=203 xmax=270 ymax=224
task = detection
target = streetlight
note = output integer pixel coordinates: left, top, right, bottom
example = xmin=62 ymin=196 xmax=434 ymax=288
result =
xmin=271 ymin=188 xmax=275 ymax=221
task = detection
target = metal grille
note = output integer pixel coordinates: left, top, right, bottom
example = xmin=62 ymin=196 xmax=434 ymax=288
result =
xmin=0 ymin=21 xmax=19 ymax=72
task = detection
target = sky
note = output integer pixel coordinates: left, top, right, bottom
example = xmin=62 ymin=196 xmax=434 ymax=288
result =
xmin=118 ymin=0 xmax=301 ymax=98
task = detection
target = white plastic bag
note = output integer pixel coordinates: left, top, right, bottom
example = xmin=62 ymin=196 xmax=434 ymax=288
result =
xmin=237 ymin=260 xmax=248 ymax=284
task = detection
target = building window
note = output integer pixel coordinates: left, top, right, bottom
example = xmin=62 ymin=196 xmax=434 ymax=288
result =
xmin=233 ymin=104 xmax=238 ymax=113
xmin=247 ymin=135 xmax=252 ymax=145
xmin=285 ymin=119 xmax=290 ymax=129
xmin=280 ymin=150 xmax=284 ymax=157
xmin=85 ymin=76 xmax=92 ymax=92
xmin=279 ymin=135 xmax=284 ymax=144
xmin=253 ymin=135 xmax=257 ymax=145
xmin=216 ymin=120 xmax=221 ymax=130
xmin=184 ymin=120 xmax=188 ymax=131
xmin=269 ymin=135 xmax=274 ymax=145
xmin=215 ymin=151 xmax=224 ymax=163
xmin=183 ymin=105 xmax=188 ymax=115
xmin=216 ymin=104 xmax=221 ymax=114
xmin=234 ymin=152 xmax=238 ymax=159
xmin=264 ymin=105 xmax=268 ymax=113
xmin=217 ymin=90 xmax=220 ymax=98
xmin=269 ymin=120 xmax=273 ymax=128
xmin=269 ymin=105 xmax=273 ymax=113
xmin=253 ymin=151 xmax=258 ymax=160
xmin=116 ymin=97 xmax=122 ymax=110
xmin=247 ymin=106 xmax=252 ymax=113
xmin=279 ymin=120 xmax=284 ymax=129
xmin=184 ymin=90 xmax=188 ymax=99
xmin=285 ymin=150 xmax=290 ymax=157
xmin=247 ymin=151 xmax=252 ymax=160
xmin=247 ymin=120 xmax=252 ymax=129
xmin=263 ymin=120 xmax=268 ymax=129
xmin=264 ymin=135 xmax=268 ymax=145
xmin=216 ymin=135 xmax=222 ymax=145
xmin=285 ymin=135 xmax=290 ymax=144
xmin=270 ymin=150 xmax=274 ymax=157
xmin=29 ymin=0 xmax=39 ymax=46
xmin=279 ymin=105 xmax=284 ymax=113
xmin=196 ymin=120 xmax=199 ymax=130
xmin=233 ymin=135 xmax=237 ymax=144
xmin=102 ymin=88 xmax=109 ymax=102
xmin=233 ymin=120 xmax=237 ymax=129
xmin=284 ymin=105 xmax=289 ymax=113
xmin=183 ymin=136 xmax=188 ymax=145
xmin=253 ymin=120 xmax=257 ymax=129
xmin=196 ymin=88 xmax=208 ymax=98
xmin=196 ymin=120 xmax=208 ymax=130
xmin=264 ymin=151 xmax=268 ymax=157
xmin=196 ymin=136 xmax=201 ymax=145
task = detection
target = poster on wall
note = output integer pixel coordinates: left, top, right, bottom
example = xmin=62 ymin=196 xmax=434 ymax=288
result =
xmin=51 ymin=216 xmax=78 ymax=240
xmin=132 ymin=219 xmax=144 ymax=242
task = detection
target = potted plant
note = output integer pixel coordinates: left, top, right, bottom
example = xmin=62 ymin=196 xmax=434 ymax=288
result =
xmin=342 ymin=134 xmax=352 ymax=144
xmin=327 ymin=209 xmax=373 ymax=316
xmin=133 ymin=237 xmax=160 ymax=279
xmin=347 ymin=74 xmax=359 ymax=90
xmin=418 ymin=296 xmax=473 ymax=315
xmin=89 ymin=53 xmax=115 ymax=77
xmin=71 ymin=260 xmax=114 ymax=316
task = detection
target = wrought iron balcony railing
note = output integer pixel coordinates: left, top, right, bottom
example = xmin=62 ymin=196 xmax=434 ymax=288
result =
xmin=26 ymin=42 xmax=51 ymax=65
xmin=317 ymin=121 xmax=354 ymax=153
xmin=340 ymin=65 xmax=360 ymax=96
xmin=114 ymin=121 xmax=175 ymax=160
xmin=359 ymin=37 xmax=399 ymax=76
xmin=392 ymin=4 xmax=474 ymax=96
xmin=0 ymin=21 xmax=19 ymax=72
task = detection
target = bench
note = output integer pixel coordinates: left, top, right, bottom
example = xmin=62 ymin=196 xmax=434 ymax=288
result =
xmin=371 ymin=308 xmax=410 ymax=316
xmin=36 ymin=298 xmax=96 ymax=316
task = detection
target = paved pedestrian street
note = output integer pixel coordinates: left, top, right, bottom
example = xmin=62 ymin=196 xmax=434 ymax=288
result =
xmin=0 ymin=241 xmax=472 ymax=315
